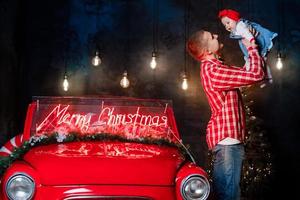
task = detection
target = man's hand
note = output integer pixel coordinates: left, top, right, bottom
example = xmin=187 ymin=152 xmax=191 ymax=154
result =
xmin=242 ymin=38 xmax=257 ymax=48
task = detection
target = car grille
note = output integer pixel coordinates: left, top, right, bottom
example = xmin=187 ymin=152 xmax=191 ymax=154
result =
xmin=64 ymin=196 xmax=151 ymax=200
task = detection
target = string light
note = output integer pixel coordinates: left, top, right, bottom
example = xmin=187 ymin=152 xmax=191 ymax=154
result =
xmin=181 ymin=0 xmax=190 ymax=91
xmin=91 ymin=1 xmax=101 ymax=67
xmin=276 ymin=0 xmax=285 ymax=71
xmin=63 ymin=74 xmax=69 ymax=92
xmin=150 ymin=0 xmax=158 ymax=70
xmin=120 ymin=71 xmax=130 ymax=88
xmin=92 ymin=51 xmax=101 ymax=66
xmin=119 ymin=1 xmax=131 ymax=89
xmin=276 ymin=53 xmax=283 ymax=70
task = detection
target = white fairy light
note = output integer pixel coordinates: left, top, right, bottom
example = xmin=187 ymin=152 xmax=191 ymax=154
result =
xmin=120 ymin=71 xmax=130 ymax=88
xmin=276 ymin=54 xmax=283 ymax=70
xmin=181 ymin=74 xmax=188 ymax=90
xmin=92 ymin=51 xmax=101 ymax=66
xmin=150 ymin=52 xmax=157 ymax=69
xmin=63 ymin=74 xmax=69 ymax=92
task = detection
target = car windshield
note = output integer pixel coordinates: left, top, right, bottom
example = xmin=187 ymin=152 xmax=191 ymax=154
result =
xmin=29 ymin=96 xmax=180 ymax=143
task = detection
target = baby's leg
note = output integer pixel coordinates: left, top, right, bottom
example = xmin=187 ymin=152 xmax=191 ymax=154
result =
xmin=260 ymin=56 xmax=273 ymax=88
xmin=264 ymin=57 xmax=273 ymax=83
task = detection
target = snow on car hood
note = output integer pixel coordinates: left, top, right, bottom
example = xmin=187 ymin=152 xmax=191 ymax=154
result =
xmin=23 ymin=141 xmax=185 ymax=186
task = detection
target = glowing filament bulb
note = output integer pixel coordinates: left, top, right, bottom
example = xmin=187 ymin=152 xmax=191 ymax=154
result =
xmin=181 ymin=74 xmax=188 ymax=90
xmin=92 ymin=51 xmax=101 ymax=66
xmin=276 ymin=55 xmax=283 ymax=70
xmin=150 ymin=52 xmax=157 ymax=69
xmin=63 ymin=75 xmax=69 ymax=91
xmin=120 ymin=71 xmax=130 ymax=88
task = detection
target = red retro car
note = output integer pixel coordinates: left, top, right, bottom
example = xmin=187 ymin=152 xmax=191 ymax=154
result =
xmin=0 ymin=96 xmax=210 ymax=200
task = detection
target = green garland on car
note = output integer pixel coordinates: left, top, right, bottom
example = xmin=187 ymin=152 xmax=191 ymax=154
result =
xmin=0 ymin=132 xmax=187 ymax=177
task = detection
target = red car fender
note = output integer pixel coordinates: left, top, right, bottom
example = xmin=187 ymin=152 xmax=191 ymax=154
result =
xmin=1 ymin=161 xmax=40 ymax=200
xmin=175 ymin=162 xmax=210 ymax=200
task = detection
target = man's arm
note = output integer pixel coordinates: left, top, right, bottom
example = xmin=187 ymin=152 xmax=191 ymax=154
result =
xmin=207 ymin=47 xmax=264 ymax=90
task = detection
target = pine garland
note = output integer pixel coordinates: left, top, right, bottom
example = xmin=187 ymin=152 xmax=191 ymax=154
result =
xmin=0 ymin=132 xmax=187 ymax=177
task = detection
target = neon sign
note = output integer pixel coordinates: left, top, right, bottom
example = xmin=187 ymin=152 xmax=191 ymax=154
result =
xmin=98 ymin=107 xmax=167 ymax=128
xmin=37 ymin=105 xmax=93 ymax=133
xmin=35 ymin=104 xmax=172 ymax=140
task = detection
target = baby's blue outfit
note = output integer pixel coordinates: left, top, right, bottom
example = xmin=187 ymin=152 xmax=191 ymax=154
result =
xmin=230 ymin=19 xmax=278 ymax=58
xmin=230 ymin=19 xmax=277 ymax=84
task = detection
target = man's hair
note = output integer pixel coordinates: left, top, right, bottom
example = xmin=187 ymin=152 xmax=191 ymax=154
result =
xmin=186 ymin=30 xmax=208 ymax=61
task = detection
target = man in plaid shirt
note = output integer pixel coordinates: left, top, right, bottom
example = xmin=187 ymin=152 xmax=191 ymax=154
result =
xmin=187 ymin=30 xmax=265 ymax=200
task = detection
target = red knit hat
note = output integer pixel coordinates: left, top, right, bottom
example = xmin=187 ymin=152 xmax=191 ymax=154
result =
xmin=218 ymin=9 xmax=241 ymax=22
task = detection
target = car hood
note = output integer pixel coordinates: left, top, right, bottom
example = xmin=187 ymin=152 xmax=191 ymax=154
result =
xmin=23 ymin=141 xmax=185 ymax=186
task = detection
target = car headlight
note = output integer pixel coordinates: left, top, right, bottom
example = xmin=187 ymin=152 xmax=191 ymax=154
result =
xmin=5 ymin=173 xmax=35 ymax=200
xmin=181 ymin=175 xmax=210 ymax=200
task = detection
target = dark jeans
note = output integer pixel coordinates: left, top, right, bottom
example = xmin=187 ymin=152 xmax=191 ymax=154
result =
xmin=212 ymin=143 xmax=245 ymax=200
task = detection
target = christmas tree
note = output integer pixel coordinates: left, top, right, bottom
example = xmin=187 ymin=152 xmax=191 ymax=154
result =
xmin=240 ymin=86 xmax=273 ymax=199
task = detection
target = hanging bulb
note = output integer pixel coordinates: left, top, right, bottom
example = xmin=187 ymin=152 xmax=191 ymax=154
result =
xmin=276 ymin=53 xmax=283 ymax=70
xmin=63 ymin=74 xmax=69 ymax=92
xmin=92 ymin=51 xmax=101 ymax=66
xmin=120 ymin=71 xmax=130 ymax=88
xmin=150 ymin=52 xmax=157 ymax=69
xmin=181 ymin=74 xmax=188 ymax=90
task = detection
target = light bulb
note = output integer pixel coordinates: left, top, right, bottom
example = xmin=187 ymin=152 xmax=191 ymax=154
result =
xmin=92 ymin=51 xmax=101 ymax=66
xmin=276 ymin=55 xmax=283 ymax=70
xmin=150 ymin=52 xmax=157 ymax=69
xmin=63 ymin=75 xmax=69 ymax=91
xmin=120 ymin=71 xmax=130 ymax=88
xmin=181 ymin=75 xmax=188 ymax=90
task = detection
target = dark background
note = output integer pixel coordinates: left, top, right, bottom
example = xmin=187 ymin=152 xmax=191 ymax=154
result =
xmin=0 ymin=0 xmax=299 ymax=199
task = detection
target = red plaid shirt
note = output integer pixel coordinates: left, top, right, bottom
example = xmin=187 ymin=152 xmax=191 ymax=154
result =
xmin=200 ymin=47 xmax=264 ymax=150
